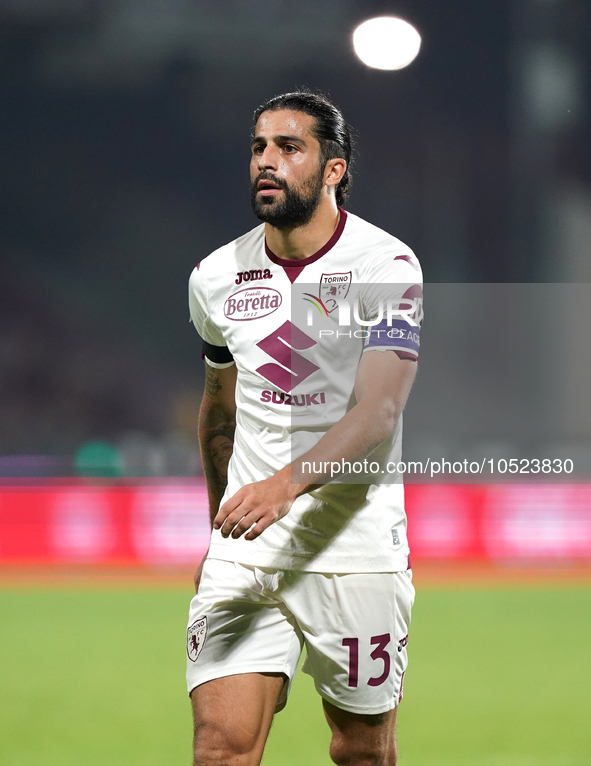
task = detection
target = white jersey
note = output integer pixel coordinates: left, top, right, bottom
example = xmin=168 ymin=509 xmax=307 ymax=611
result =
xmin=189 ymin=209 xmax=423 ymax=573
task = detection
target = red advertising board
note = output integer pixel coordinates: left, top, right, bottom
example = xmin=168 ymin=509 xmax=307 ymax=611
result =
xmin=1 ymin=481 xmax=590 ymax=565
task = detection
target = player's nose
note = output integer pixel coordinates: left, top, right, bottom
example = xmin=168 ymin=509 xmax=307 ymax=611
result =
xmin=257 ymin=144 xmax=279 ymax=170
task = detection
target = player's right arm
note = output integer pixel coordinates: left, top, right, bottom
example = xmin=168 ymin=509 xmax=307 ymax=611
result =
xmin=199 ymin=361 xmax=237 ymax=526
xmin=193 ymin=360 xmax=236 ymax=593
xmin=188 ymin=263 xmax=238 ymax=523
xmin=188 ymin=262 xmax=237 ymax=590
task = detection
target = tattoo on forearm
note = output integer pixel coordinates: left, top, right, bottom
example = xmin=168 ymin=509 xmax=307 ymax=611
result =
xmin=201 ymin=424 xmax=235 ymax=523
xmin=205 ymin=366 xmax=222 ymax=400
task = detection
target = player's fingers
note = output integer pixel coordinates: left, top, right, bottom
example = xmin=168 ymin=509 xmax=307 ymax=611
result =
xmin=218 ymin=510 xmax=246 ymax=537
xmin=218 ymin=497 xmax=261 ymax=537
xmin=214 ymin=488 xmax=248 ymax=530
xmin=222 ymin=502 xmax=272 ymax=540
xmin=230 ymin=509 xmax=265 ymax=539
xmin=213 ymin=507 xmax=230 ymax=530
xmin=244 ymin=518 xmax=272 ymax=540
xmin=244 ymin=522 xmax=263 ymax=541
xmin=243 ymin=508 xmax=282 ymax=540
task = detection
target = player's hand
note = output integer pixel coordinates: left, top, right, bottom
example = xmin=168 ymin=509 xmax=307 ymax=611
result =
xmin=213 ymin=469 xmax=296 ymax=541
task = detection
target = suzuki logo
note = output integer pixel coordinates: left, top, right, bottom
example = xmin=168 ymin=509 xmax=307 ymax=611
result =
xmin=256 ymin=321 xmax=319 ymax=393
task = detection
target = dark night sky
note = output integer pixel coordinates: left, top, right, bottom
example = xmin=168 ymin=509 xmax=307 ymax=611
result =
xmin=0 ymin=0 xmax=589 ymax=457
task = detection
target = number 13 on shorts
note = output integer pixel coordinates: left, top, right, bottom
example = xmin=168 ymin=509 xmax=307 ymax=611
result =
xmin=299 ymin=570 xmax=414 ymax=715
xmin=343 ymin=634 xmax=393 ymax=687
xmin=342 ymin=632 xmax=408 ymax=707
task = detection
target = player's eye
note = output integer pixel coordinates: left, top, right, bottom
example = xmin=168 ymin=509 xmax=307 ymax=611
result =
xmin=252 ymin=144 xmax=264 ymax=155
xmin=283 ymin=144 xmax=297 ymax=153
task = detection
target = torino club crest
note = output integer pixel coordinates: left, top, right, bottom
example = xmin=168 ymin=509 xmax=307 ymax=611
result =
xmin=187 ymin=616 xmax=207 ymax=662
xmin=319 ymin=272 xmax=352 ymax=313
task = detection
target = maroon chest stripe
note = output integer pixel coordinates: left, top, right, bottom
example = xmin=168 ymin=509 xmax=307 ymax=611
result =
xmin=265 ymin=208 xmax=347 ymax=283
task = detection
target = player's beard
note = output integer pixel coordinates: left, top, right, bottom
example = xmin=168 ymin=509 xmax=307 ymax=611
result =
xmin=250 ymin=168 xmax=324 ymax=229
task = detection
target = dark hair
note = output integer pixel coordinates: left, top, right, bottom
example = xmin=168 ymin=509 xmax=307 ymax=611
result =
xmin=252 ymin=90 xmax=353 ymax=206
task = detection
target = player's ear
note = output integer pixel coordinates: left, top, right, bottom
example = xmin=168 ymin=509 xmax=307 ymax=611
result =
xmin=324 ymin=157 xmax=347 ymax=189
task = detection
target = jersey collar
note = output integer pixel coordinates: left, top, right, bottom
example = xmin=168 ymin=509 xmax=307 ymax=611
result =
xmin=264 ymin=207 xmax=347 ymax=273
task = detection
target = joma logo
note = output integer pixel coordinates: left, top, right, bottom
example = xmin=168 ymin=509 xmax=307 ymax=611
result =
xmin=235 ymin=269 xmax=272 ymax=285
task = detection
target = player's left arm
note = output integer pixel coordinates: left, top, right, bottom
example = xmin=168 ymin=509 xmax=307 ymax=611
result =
xmin=214 ymin=350 xmax=417 ymax=540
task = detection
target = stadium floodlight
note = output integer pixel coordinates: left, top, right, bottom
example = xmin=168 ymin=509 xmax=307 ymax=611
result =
xmin=353 ymin=17 xmax=421 ymax=71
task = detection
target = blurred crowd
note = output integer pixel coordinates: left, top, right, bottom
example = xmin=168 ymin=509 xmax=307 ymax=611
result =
xmin=0 ymin=268 xmax=201 ymax=476
xmin=2 ymin=0 xmax=590 ymax=476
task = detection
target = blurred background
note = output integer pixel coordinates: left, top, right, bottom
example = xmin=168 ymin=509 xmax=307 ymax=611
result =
xmin=2 ymin=0 xmax=591 ymax=562
xmin=1 ymin=3 xmax=591 ymax=764
xmin=2 ymin=0 xmax=591 ymax=479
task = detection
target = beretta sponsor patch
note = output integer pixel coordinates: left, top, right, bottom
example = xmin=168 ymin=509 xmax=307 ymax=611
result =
xmin=187 ymin=616 xmax=207 ymax=662
xmin=224 ymin=287 xmax=282 ymax=321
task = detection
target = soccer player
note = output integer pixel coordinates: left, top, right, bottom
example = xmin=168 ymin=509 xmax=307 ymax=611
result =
xmin=187 ymin=91 xmax=423 ymax=766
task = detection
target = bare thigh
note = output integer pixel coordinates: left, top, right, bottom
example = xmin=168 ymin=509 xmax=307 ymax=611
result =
xmin=323 ymin=699 xmax=399 ymax=766
xmin=190 ymin=672 xmax=285 ymax=766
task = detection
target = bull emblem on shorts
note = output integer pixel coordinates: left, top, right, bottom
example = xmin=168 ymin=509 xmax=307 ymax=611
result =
xmin=319 ymin=272 xmax=352 ymax=313
xmin=187 ymin=616 xmax=207 ymax=662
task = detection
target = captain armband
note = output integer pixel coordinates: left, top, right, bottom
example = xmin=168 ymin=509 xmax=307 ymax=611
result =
xmin=363 ymin=318 xmax=420 ymax=360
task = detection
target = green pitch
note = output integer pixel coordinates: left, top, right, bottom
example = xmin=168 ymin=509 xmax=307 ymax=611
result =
xmin=0 ymin=583 xmax=590 ymax=766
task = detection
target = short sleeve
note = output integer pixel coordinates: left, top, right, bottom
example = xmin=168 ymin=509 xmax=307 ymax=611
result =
xmin=188 ymin=265 xmax=235 ymax=366
xmin=360 ymin=250 xmax=423 ymax=360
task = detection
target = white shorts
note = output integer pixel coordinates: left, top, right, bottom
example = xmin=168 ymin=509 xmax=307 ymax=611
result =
xmin=186 ymin=558 xmax=414 ymax=715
